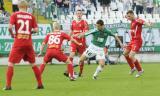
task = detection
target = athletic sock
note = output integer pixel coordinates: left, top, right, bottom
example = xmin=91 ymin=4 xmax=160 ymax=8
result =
xmin=32 ymin=66 xmax=43 ymax=86
xmin=134 ymin=59 xmax=142 ymax=71
xmin=93 ymin=65 xmax=103 ymax=76
xmin=39 ymin=64 xmax=46 ymax=74
xmin=79 ymin=61 xmax=84 ymax=75
xmin=6 ymin=66 xmax=14 ymax=87
xmin=67 ymin=64 xmax=74 ymax=78
xmin=125 ymin=55 xmax=135 ymax=69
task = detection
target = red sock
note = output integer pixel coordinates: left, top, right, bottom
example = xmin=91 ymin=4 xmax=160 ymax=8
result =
xmin=39 ymin=64 xmax=46 ymax=74
xmin=32 ymin=66 xmax=43 ymax=86
xmin=79 ymin=61 xmax=84 ymax=75
xmin=67 ymin=64 xmax=74 ymax=78
xmin=125 ymin=56 xmax=135 ymax=69
xmin=134 ymin=60 xmax=142 ymax=71
xmin=6 ymin=66 xmax=14 ymax=87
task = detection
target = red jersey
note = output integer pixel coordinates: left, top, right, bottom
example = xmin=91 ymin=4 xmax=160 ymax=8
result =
xmin=43 ymin=32 xmax=70 ymax=50
xmin=9 ymin=11 xmax=38 ymax=47
xmin=130 ymin=18 xmax=144 ymax=41
xmin=71 ymin=19 xmax=89 ymax=43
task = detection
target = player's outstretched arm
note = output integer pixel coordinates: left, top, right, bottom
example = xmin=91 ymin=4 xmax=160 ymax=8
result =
xmin=38 ymin=42 xmax=46 ymax=57
xmin=70 ymin=36 xmax=82 ymax=46
xmin=78 ymin=29 xmax=96 ymax=38
xmin=114 ymin=35 xmax=124 ymax=49
xmin=137 ymin=19 xmax=153 ymax=27
xmin=8 ymin=24 xmax=15 ymax=38
xmin=144 ymin=21 xmax=153 ymax=27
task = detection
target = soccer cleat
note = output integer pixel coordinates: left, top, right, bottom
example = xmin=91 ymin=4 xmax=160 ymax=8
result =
xmin=73 ymin=73 xmax=79 ymax=79
xmin=63 ymin=72 xmax=69 ymax=77
xmin=92 ymin=75 xmax=97 ymax=80
xmin=129 ymin=67 xmax=136 ymax=75
xmin=3 ymin=86 xmax=12 ymax=90
xmin=70 ymin=77 xmax=76 ymax=81
xmin=135 ymin=70 xmax=144 ymax=78
xmin=36 ymin=85 xmax=44 ymax=89
xmin=78 ymin=72 xmax=83 ymax=77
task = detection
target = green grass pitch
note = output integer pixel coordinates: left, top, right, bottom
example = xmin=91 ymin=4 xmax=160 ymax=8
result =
xmin=0 ymin=63 xmax=160 ymax=96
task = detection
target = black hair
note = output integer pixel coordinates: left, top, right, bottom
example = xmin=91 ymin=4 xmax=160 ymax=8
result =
xmin=96 ymin=20 xmax=104 ymax=26
xmin=76 ymin=9 xmax=82 ymax=12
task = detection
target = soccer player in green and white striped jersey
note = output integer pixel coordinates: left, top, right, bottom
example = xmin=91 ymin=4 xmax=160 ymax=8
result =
xmin=78 ymin=20 xmax=123 ymax=79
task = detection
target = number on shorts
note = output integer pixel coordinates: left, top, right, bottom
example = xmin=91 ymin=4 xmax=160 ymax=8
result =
xmin=48 ymin=35 xmax=60 ymax=44
xmin=86 ymin=50 xmax=92 ymax=56
xmin=17 ymin=19 xmax=30 ymax=34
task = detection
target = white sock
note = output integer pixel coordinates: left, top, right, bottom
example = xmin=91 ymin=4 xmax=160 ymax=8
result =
xmin=93 ymin=65 xmax=103 ymax=76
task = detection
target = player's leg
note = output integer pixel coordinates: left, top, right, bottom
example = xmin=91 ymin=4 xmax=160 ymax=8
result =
xmin=123 ymin=49 xmax=136 ymax=74
xmin=55 ymin=51 xmax=75 ymax=80
xmin=79 ymin=54 xmax=87 ymax=68
xmin=39 ymin=61 xmax=47 ymax=74
xmin=78 ymin=54 xmax=85 ymax=76
xmin=4 ymin=47 xmax=23 ymax=90
xmin=93 ymin=49 xmax=106 ymax=79
xmin=63 ymin=43 xmax=77 ymax=76
xmin=69 ymin=52 xmax=76 ymax=62
xmin=4 ymin=62 xmax=14 ymax=90
xmin=78 ymin=45 xmax=86 ymax=76
xmin=79 ymin=45 xmax=95 ymax=77
xmin=93 ymin=59 xmax=105 ymax=80
xmin=78 ymin=53 xmax=87 ymax=76
xmin=130 ymin=41 xmax=143 ymax=77
xmin=123 ymin=43 xmax=135 ymax=71
xmin=30 ymin=63 xmax=44 ymax=89
xmin=129 ymin=51 xmax=143 ymax=77
xmin=69 ymin=43 xmax=77 ymax=63
xmin=39 ymin=52 xmax=52 ymax=74
xmin=65 ymin=58 xmax=75 ymax=81
xmin=27 ymin=47 xmax=44 ymax=89
xmin=63 ymin=51 xmax=76 ymax=77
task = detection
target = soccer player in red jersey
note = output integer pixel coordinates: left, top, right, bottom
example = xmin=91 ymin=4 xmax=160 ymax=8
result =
xmin=4 ymin=0 xmax=43 ymax=90
xmin=124 ymin=10 xmax=152 ymax=77
xmin=69 ymin=10 xmax=89 ymax=76
xmin=38 ymin=22 xmax=82 ymax=81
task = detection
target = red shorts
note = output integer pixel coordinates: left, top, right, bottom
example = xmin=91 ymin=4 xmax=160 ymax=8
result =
xmin=126 ymin=40 xmax=142 ymax=53
xmin=44 ymin=49 xmax=68 ymax=63
xmin=9 ymin=46 xmax=35 ymax=63
xmin=70 ymin=42 xmax=86 ymax=54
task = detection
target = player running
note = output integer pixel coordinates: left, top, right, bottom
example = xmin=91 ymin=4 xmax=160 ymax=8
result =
xmin=38 ymin=22 xmax=82 ymax=81
xmin=78 ymin=20 xmax=123 ymax=79
xmin=4 ymin=0 xmax=43 ymax=90
xmin=68 ymin=9 xmax=89 ymax=76
xmin=124 ymin=10 xmax=152 ymax=77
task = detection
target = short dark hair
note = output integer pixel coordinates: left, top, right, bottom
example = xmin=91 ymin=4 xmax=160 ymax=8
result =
xmin=76 ymin=9 xmax=82 ymax=12
xmin=96 ymin=20 xmax=104 ymax=26
xmin=126 ymin=10 xmax=134 ymax=15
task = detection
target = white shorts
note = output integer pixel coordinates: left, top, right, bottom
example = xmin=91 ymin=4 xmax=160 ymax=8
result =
xmin=83 ymin=43 xmax=105 ymax=60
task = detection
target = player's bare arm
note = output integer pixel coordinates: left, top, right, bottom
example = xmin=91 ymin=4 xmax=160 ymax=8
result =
xmin=137 ymin=19 xmax=153 ymax=27
xmin=144 ymin=21 xmax=153 ymax=27
xmin=70 ymin=36 xmax=82 ymax=46
xmin=8 ymin=24 xmax=15 ymax=38
xmin=114 ymin=35 xmax=124 ymax=48
xmin=78 ymin=31 xmax=87 ymax=38
xmin=38 ymin=42 xmax=46 ymax=56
